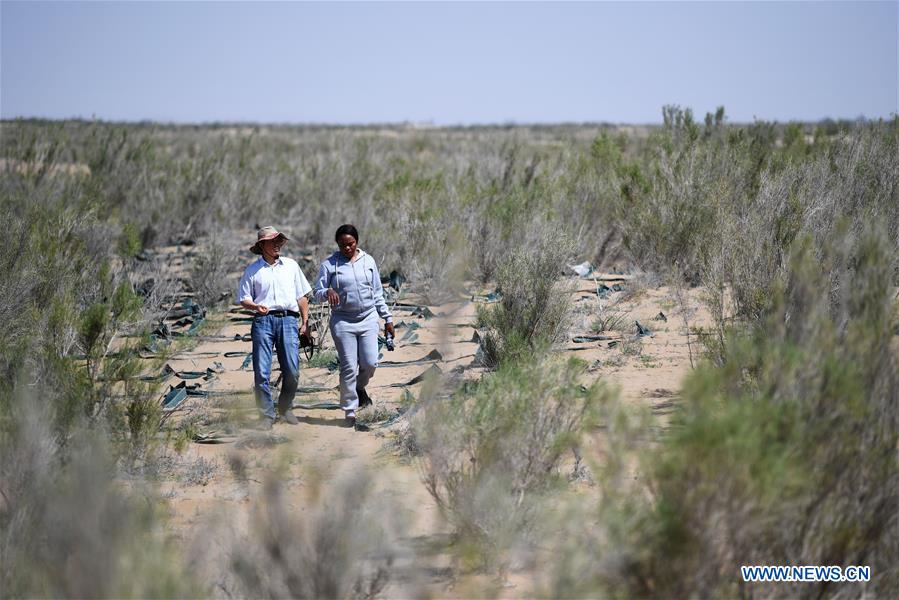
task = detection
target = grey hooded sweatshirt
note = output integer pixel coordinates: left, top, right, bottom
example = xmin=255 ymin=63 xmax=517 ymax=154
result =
xmin=314 ymin=249 xmax=393 ymax=323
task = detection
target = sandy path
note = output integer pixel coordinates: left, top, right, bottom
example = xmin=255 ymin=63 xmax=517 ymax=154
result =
xmin=149 ymin=274 xmax=709 ymax=595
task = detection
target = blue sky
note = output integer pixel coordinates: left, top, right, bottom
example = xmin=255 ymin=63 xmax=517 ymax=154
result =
xmin=1 ymin=1 xmax=897 ymax=124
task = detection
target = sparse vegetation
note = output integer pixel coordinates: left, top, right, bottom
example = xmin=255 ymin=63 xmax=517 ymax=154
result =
xmin=188 ymin=232 xmax=240 ymax=307
xmin=590 ymin=301 xmax=629 ymax=334
xmin=355 ymin=402 xmax=397 ymax=426
xmin=1 ymin=112 xmax=896 ymax=596
xmin=544 ymin=229 xmax=899 ymax=598
xmin=225 ymin=470 xmax=399 ymax=599
xmin=0 ymin=403 xmax=202 ymax=597
xmin=305 ymin=349 xmax=339 ymax=370
xmin=181 ymin=455 xmax=219 ymax=486
xmin=413 ymin=357 xmax=609 ymax=572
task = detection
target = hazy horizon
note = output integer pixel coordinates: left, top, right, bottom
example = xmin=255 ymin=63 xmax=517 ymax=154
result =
xmin=0 ymin=114 xmax=889 ymax=127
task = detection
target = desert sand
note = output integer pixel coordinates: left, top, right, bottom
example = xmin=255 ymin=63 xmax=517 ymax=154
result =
xmin=146 ymin=254 xmax=711 ymax=595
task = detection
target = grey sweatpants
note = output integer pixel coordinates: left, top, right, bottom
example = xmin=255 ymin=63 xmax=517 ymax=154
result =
xmin=330 ymin=311 xmax=380 ymax=412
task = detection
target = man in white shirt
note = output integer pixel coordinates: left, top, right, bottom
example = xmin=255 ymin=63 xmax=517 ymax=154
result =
xmin=237 ymin=227 xmax=312 ymax=428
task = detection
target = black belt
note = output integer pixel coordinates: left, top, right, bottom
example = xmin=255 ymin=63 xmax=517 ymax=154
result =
xmin=266 ymin=310 xmax=300 ymax=318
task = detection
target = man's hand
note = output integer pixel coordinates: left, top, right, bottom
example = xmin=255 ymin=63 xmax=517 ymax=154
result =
xmin=256 ymin=304 xmax=269 ymax=315
xmin=300 ymin=321 xmax=308 ymax=336
xmin=385 ymin=322 xmax=395 ymax=337
xmin=327 ymin=288 xmax=340 ymax=308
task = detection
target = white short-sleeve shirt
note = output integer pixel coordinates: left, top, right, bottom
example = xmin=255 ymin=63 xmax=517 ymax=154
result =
xmin=237 ymin=257 xmax=312 ymax=312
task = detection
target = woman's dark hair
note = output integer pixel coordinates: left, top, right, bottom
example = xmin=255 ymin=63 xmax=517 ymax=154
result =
xmin=335 ymin=224 xmax=359 ymax=242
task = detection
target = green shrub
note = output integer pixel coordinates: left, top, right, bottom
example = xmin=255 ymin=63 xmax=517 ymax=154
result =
xmin=696 ymin=124 xmax=898 ymax=367
xmin=548 ymin=229 xmax=899 ymax=598
xmin=611 ymin=106 xmax=748 ymax=282
xmin=477 ymin=231 xmax=576 ymax=367
xmin=0 ymin=402 xmax=203 ymax=598
xmin=305 ymin=349 xmax=338 ymax=370
xmin=414 ymin=357 xmax=609 ymax=572
xmin=117 ymin=221 xmax=142 ymax=259
xmin=590 ymin=301 xmax=628 ymax=334
xmin=226 ymin=469 xmax=399 ymax=598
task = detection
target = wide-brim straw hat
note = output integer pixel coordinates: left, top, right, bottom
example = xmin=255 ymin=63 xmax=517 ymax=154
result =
xmin=250 ymin=226 xmax=289 ymax=254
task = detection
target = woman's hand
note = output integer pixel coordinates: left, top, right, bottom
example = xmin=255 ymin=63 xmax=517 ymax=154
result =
xmin=385 ymin=322 xmax=395 ymax=337
xmin=327 ymin=288 xmax=340 ymax=308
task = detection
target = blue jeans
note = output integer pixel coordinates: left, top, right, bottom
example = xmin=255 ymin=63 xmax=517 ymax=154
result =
xmin=251 ymin=314 xmax=300 ymax=419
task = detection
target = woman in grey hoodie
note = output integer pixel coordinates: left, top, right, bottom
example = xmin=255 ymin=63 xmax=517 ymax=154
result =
xmin=314 ymin=224 xmax=394 ymax=428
